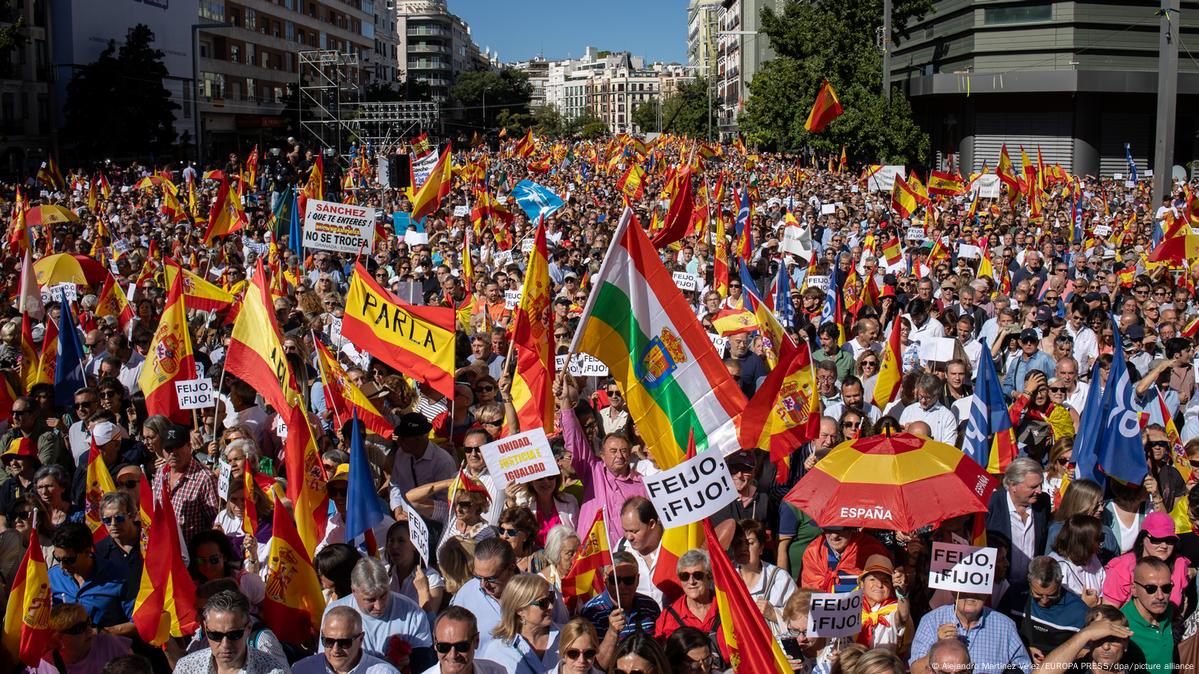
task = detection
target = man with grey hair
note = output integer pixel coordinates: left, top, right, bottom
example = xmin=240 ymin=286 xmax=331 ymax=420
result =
xmin=174 ymin=590 xmax=288 ymax=674
xmin=1004 ymin=556 xmax=1088 ymax=665
xmin=898 ymin=374 xmax=958 ymax=443
xmin=985 ymin=457 xmax=1049 ymax=584
xmin=295 ymin=606 xmax=398 ymax=674
xmin=323 ymin=557 xmax=435 ymax=671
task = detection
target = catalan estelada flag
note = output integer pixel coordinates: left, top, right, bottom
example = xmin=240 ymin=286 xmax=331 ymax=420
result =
xmin=133 ymin=481 xmax=198 ymax=645
xmin=873 ymin=316 xmax=903 ymax=409
xmin=560 ymin=507 xmax=613 ymax=611
xmin=84 ymin=439 xmax=117 ymax=544
xmin=1 ymin=524 xmax=52 ymax=666
xmin=704 ymin=518 xmax=790 ymax=672
xmin=262 ymin=495 xmax=326 ymax=645
xmin=342 ymin=263 xmax=456 ymax=399
xmin=411 ymin=143 xmax=453 ymax=221
xmin=804 ymin=80 xmax=843 ymax=133
xmin=509 ymin=218 xmax=555 ymax=434
xmin=163 ymin=257 xmax=235 ymax=312
xmin=313 ymin=339 xmax=393 ymax=438
xmin=570 ymin=207 xmax=746 ymax=470
xmin=203 ymin=177 xmax=247 ymax=244
xmin=138 ymin=270 xmax=195 ymax=425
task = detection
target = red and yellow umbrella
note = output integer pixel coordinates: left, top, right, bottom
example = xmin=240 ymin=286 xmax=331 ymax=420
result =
xmin=34 ymin=253 xmax=109 ymax=288
xmin=784 ymin=432 xmax=997 ymax=531
xmin=24 ymin=205 xmax=79 ymax=227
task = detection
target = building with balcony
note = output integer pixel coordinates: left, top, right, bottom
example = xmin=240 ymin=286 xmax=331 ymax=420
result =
xmin=716 ymin=0 xmax=778 ymax=139
xmin=395 ymin=0 xmax=485 ymax=103
xmin=687 ymin=0 xmax=721 ymax=80
xmin=369 ymin=0 xmax=401 ymax=87
xmin=1 ymin=0 xmax=53 ymax=174
xmin=891 ymin=0 xmax=1199 ymax=176
xmin=512 ymin=56 xmax=549 ymax=109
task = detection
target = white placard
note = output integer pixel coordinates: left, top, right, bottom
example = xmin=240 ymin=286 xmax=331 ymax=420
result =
xmin=175 ymin=378 xmax=215 ymax=410
xmin=452 ymin=205 xmax=469 ymax=218
xmin=781 ymin=226 xmax=812 ymax=258
xmin=643 ymin=449 xmax=736 ymax=528
xmin=928 ymin=542 xmax=997 ymax=594
xmin=906 ymin=226 xmax=926 ymax=242
xmin=1113 ymin=173 xmax=1123 ymax=180
xmin=401 ymin=500 xmax=430 ymax=568
xmin=555 ymin=353 xmax=609 ymax=377
xmin=493 ymin=250 xmax=513 ymax=267
xmin=805 ymin=275 xmax=830 ymax=292
xmin=273 ymin=413 xmax=288 ymax=441
xmin=957 ymin=244 xmax=981 ymax=259
xmin=521 ymin=238 xmax=535 ymax=254
xmin=970 ymin=174 xmax=1001 ymax=199
xmin=673 ymin=271 xmax=699 ymax=292
xmin=303 ymin=199 xmax=377 ymax=254
xmin=411 ymin=151 xmax=439 ymax=187
xmin=1124 ymin=181 xmax=1136 ymax=188
xmin=820 ymin=203 xmax=836 ymax=215
xmin=504 ymin=289 xmax=523 ymax=310
xmin=329 ymin=316 xmax=345 ymax=348
xmin=866 ymin=165 xmax=907 ymax=193
xmin=1093 ymin=224 xmax=1112 ymax=237
xmin=709 ymin=333 xmax=728 ymax=357
xmin=41 ymin=283 xmax=78 ymax=304
xmin=917 ymin=337 xmax=958 ymax=363
xmin=217 ymin=459 xmax=231 ymax=500
xmin=341 ymin=342 xmax=371 ymax=370
xmin=808 ymin=589 xmax=863 ymax=638
xmin=481 ymin=428 xmax=561 ymax=485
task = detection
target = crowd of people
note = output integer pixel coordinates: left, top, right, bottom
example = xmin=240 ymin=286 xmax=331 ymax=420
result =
xmin=0 ymin=131 xmax=1196 ymax=674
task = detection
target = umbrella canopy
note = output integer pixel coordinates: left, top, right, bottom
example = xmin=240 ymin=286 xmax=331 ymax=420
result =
xmin=34 ymin=253 xmax=109 ymax=288
xmin=24 ymin=205 xmax=79 ymax=226
xmin=784 ymin=432 xmax=998 ymax=531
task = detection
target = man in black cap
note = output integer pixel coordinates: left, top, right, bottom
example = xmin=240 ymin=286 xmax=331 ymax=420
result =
xmin=151 ymin=424 xmax=218 ymax=545
xmin=388 ymin=412 xmax=457 ymax=522
xmin=1001 ymin=328 xmax=1055 ymax=400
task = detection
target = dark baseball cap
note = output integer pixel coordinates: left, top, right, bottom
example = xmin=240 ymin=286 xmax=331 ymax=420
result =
xmin=1018 ymin=328 xmax=1040 ymax=343
xmin=162 ymin=425 xmax=188 ymax=451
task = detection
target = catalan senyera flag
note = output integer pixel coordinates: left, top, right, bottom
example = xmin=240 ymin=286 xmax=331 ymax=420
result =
xmin=262 ymin=495 xmax=326 ymax=645
xmin=96 ymin=274 xmax=134 ymax=334
xmin=2 ymin=525 xmax=52 ymax=666
xmin=873 ymin=316 xmax=903 ymax=409
xmin=616 ymin=163 xmax=646 ymax=201
xmin=509 ymin=218 xmax=555 ymax=434
xmin=133 ymin=481 xmax=198 ymax=645
xmin=342 ymin=264 xmax=456 ymax=399
xmin=84 ymin=439 xmax=117 ymax=544
xmin=313 ymin=339 xmax=393 ymax=439
xmin=891 ymin=174 xmax=921 ymax=218
xmin=560 ymin=507 xmax=613 ymax=612
xmin=411 ymin=143 xmax=453 ymax=221
xmin=705 ymin=518 xmax=791 ymax=673
xmin=928 ymin=170 xmax=965 ymax=197
xmin=203 ymin=177 xmax=247 ymax=244
xmin=571 ymin=207 xmax=747 ymax=470
xmin=164 ymin=257 xmax=235 ymax=312
xmin=804 ymin=80 xmax=844 ymax=133
xmin=138 ymin=270 xmax=195 ymax=425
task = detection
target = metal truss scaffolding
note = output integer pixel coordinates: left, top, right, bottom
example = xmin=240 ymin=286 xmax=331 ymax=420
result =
xmin=298 ymin=49 xmax=362 ymax=157
xmin=342 ymin=102 xmax=440 ymax=153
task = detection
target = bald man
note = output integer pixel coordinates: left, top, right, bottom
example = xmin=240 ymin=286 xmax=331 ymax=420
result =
xmin=294 ymin=606 xmax=399 ymax=674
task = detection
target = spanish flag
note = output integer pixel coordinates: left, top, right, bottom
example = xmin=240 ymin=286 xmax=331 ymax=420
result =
xmin=163 ymin=257 xmax=235 ymax=312
xmin=509 ymin=219 xmax=556 ymax=434
xmin=891 ymin=174 xmax=921 ymax=218
xmin=996 ymin=144 xmax=1020 ymax=192
xmin=712 ymin=209 xmax=729 ymax=297
xmin=84 ymin=439 xmax=117 ymax=543
xmin=96 ymin=274 xmax=134 ymax=334
xmin=616 ymin=163 xmax=646 ymax=201
xmin=36 ymin=157 xmax=64 ymax=191
xmin=560 ymin=507 xmax=613 ymax=611
xmin=283 ymin=403 xmax=330 ymax=556
xmin=804 ymin=80 xmax=843 ymax=133
xmin=411 ymin=143 xmax=453 ymax=221
xmin=203 ymin=177 xmax=247 ymax=244
xmin=133 ymin=481 xmax=198 ymax=645
xmin=514 ymin=129 xmax=535 ymax=157
xmin=738 ymin=339 xmax=821 ymax=480
xmin=711 ymin=307 xmax=758 ymax=335
xmin=242 ymin=467 xmax=259 ymax=540
xmin=1 ymin=526 xmax=52 ymax=666
xmin=261 ymin=495 xmax=326 ymax=645
xmin=138 ymin=270 xmax=196 ymax=425
xmin=928 ymin=170 xmax=965 ymax=197
xmin=650 ymin=166 xmax=696 ymax=249
xmin=19 ymin=313 xmax=39 ymax=393
xmin=313 ymin=339 xmax=393 ymax=439
xmin=304 ymin=155 xmax=324 ymax=201
xmin=705 ymin=518 xmax=792 ymax=673
xmin=873 ymin=316 xmax=903 ymax=409
xmin=342 ymin=264 xmax=456 ymax=399
xmin=35 ymin=318 xmax=57 ymax=389
xmin=226 ymin=261 xmax=305 ymax=413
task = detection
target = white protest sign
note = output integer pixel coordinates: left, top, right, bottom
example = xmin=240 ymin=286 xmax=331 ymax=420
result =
xmin=493 ymin=250 xmax=513 ymax=267
xmin=273 ymin=414 xmax=288 ymax=441
xmin=805 ymin=275 xmax=830 ymax=292
xmin=303 ymin=199 xmax=377 ymax=254
xmin=643 ymin=449 xmax=736 ymax=528
xmin=867 ymin=165 xmax=906 ymax=192
xmin=504 ymin=289 xmax=523 ymax=310
xmin=928 ymin=542 xmax=997 ymax=593
xmin=820 ymin=203 xmax=837 ymax=215
xmin=917 ymin=337 xmax=958 ymax=364
xmin=781 ymin=226 xmax=812 ymax=258
xmin=555 ymin=353 xmax=609 ymax=377
xmin=808 ymin=589 xmax=863 ymax=638
xmin=1113 ymin=173 xmax=1123 ymax=180
xmin=481 ymin=428 xmax=560 ymax=485
xmin=957 ymin=244 xmax=981 ymax=259
xmin=452 ymin=205 xmax=469 ymax=218
xmin=341 ymin=342 xmax=371 ymax=370
xmin=906 ymin=226 xmax=926 ymax=242
xmin=175 ymin=378 xmax=215 ymax=410
xmin=1093 ymin=224 xmax=1112 ymax=237
xmin=217 ymin=460 xmax=232 ymax=500
xmin=411 ymin=151 xmax=439 ymax=187
xmin=673 ymin=271 xmax=699 ymax=292
xmin=709 ymin=332 xmax=728 ymax=357
xmin=41 ymin=283 xmax=78 ymax=304
xmin=401 ymin=500 xmax=430 ymax=568
xmin=971 ymin=174 xmax=1001 ymax=199
xmin=521 ymin=238 xmax=535 ymax=254
xmin=329 ymin=316 xmax=345 ymax=348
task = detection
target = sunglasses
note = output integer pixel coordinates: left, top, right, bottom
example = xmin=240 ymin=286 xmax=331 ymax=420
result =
xmin=1055 ymin=457 xmax=1072 ymax=466
xmin=320 ymin=632 xmax=363 ymax=650
xmin=476 ymin=385 xmax=495 ymax=392
xmin=434 ymin=640 xmax=473 ymax=654
xmin=205 ymin=628 xmax=247 ymax=643
xmin=607 ymin=390 xmax=621 ymax=397
xmin=525 ymin=595 xmax=554 ymax=610
xmin=454 ymin=501 xmax=476 ymax=510
xmin=1146 ymin=536 xmax=1177 ymax=546
xmin=53 ymin=554 xmax=78 ymax=565
xmin=117 ymin=479 xmax=140 ymax=490
xmin=474 ymin=572 xmax=506 ymax=585
xmin=462 ymin=445 xmax=483 ymax=454
xmin=11 ymin=410 xmax=28 ymax=417
xmin=100 ymin=514 xmax=127 ymax=525
xmin=861 ymin=361 xmax=878 ymax=367
xmin=11 ymin=510 xmax=30 ymax=521
xmin=1135 ymin=581 xmax=1174 ymax=595
xmin=842 ymin=420 xmax=861 ymax=429
xmin=678 ymin=571 xmax=707 ymax=583
xmin=327 ymin=486 xmax=347 ymax=497
xmin=554 ymin=332 xmax=568 ymax=339
xmin=477 ymin=419 xmax=502 ymax=426
xmin=607 ymin=574 xmax=637 ymax=586
xmin=1146 ymin=441 xmax=1171 ymax=451
xmin=59 ymin=621 xmax=91 ymax=635
xmin=499 ymin=527 xmax=522 ymax=538
xmin=566 ymin=648 xmax=598 ymax=660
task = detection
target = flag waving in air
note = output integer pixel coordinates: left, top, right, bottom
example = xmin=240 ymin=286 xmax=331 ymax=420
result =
xmin=509 ymin=218 xmax=556 ymax=434
xmin=313 ymin=339 xmax=393 ymax=438
xmin=411 ymin=143 xmax=453 ymax=221
xmin=133 ymin=481 xmax=198 ymax=645
xmin=84 ymin=438 xmax=117 ymax=543
xmin=2 ymin=520 xmax=53 ymax=666
xmin=872 ymin=316 xmax=903 ymax=409
xmin=138 ymin=270 xmax=196 ymax=425
xmin=804 ymin=80 xmax=844 ymax=133
xmin=262 ymin=495 xmax=326 ymax=644
xmin=962 ymin=342 xmax=1017 ymax=473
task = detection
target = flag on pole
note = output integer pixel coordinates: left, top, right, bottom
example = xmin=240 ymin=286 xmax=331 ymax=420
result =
xmin=411 ymin=143 xmax=453 ymax=221
xmin=344 ymin=412 xmax=386 ymax=551
xmin=804 ymin=80 xmax=844 ymax=133
xmin=261 ymin=495 xmax=326 ymax=645
xmin=1 ymin=524 xmax=52 ymax=666
xmin=84 ymin=439 xmax=117 ymax=543
xmin=1096 ymin=318 xmax=1149 ymax=485
xmin=53 ymin=294 xmax=85 ymax=408
xmin=961 ymin=343 xmax=1017 ymax=473
xmin=138 ymin=270 xmax=196 ymax=425
xmin=133 ymin=482 xmax=198 ymax=645
xmin=163 ymin=257 xmax=235 ymax=312
xmin=705 ymin=518 xmax=791 ymax=672
xmin=872 ymin=316 xmax=903 ymax=409
xmin=313 ymin=340 xmax=393 ymax=438
xmin=560 ymin=508 xmax=613 ymax=611
xmin=509 ymin=218 xmax=556 ymax=434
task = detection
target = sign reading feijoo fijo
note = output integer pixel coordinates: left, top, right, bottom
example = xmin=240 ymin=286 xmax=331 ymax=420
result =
xmin=928 ymin=541 xmax=997 ymax=594
xmin=644 ymin=449 xmax=737 ymax=528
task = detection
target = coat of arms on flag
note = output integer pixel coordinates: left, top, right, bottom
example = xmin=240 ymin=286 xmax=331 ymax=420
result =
xmin=638 ymin=328 xmax=687 ymax=389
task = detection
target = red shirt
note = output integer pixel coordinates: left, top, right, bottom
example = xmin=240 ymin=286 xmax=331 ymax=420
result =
xmin=654 ymin=595 xmax=729 ymax=661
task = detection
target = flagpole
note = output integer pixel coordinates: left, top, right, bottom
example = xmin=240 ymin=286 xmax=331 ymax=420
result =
xmin=211 ymin=356 xmax=229 ymax=442
xmin=598 ymin=505 xmax=622 ymax=613
xmin=312 ymin=330 xmax=345 ymax=432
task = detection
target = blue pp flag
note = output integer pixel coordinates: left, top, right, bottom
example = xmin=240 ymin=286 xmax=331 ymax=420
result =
xmin=734 ymin=188 xmax=751 ymax=237
xmin=344 ymin=411 xmax=386 ymax=550
xmin=773 ymin=262 xmax=794 ymax=326
xmin=962 ymin=343 xmax=1011 ymax=469
xmin=738 ymin=259 xmax=760 ymax=300
xmin=1097 ymin=318 xmax=1149 ymax=485
xmin=54 ymin=291 xmax=86 ymax=408
xmin=511 ymin=180 xmax=564 ymax=221
xmin=287 ymin=191 xmax=303 ymax=258
xmin=1072 ymin=359 xmax=1107 ymax=487
xmin=1125 ymin=143 xmax=1138 ymax=182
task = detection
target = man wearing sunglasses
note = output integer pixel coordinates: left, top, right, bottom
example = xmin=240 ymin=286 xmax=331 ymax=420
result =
xmin=422 ymin=606 xmax=505 ymax=674
xmin=295 ymin=606 xmax=398 ymax=674
xmin=0 ymin=395 xmax=71 ymax=478
xmin=94 ymin=491 xmax=142 ymax=583
xmin=324 ymin=557 xmax=435 ymax=671
xmin=1122 ymin=557 xmax=1175 ymax=673
xmin=175 ymin=590 xmax=288 ymax=674
xmin=580 ymin=551 xmax=661 ymax=671
xmin=47 ymin=522 xmax=138 ymax=638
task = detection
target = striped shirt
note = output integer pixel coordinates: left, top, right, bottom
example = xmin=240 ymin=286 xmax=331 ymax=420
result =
xmin=579 ymin=591 xmax=660 ymax=640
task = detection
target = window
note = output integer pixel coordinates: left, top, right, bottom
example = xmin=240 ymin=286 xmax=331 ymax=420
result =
xmin=183 ymin=83 xmax=192 ymax=118
xmin=244 ymin=8 xmax=256 ymax=30
xmin=362 ymin=21 xmax=374 ymax=39
xmin=246 ymin=77 xmax=256 ymax=100
xmin=202 ymin=72 xmax=225 ymax=99
xmin=983 ymin=5 xmax=1051 ymax=24
xmin=229 ymin=45 xmax=239 ymax=63
xmin=285 ymin=21 xmax=295 ymax=41
xmin=199 ymin=0 xmax=224 ymax=20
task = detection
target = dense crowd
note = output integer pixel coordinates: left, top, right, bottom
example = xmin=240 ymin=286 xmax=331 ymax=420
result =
xmin=0 ymin=132 xmax=1195 ymax=674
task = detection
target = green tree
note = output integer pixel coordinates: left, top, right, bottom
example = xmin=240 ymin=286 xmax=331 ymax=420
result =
xmin=632 ymin=80 xmax=716 ymax=138
xmin=632 ymin=99 xmax=660 ymax=133
xmin=532 ymin=104 xmax=566 ymax=138
xmin=738 ymin=0 xmax=930 ymax=162
xmin=63 ymin=24 xmax=178 ymax=160
xmin=0 ymin=0 xmax=25 ymax=53
xmin=449 ymin=67 xmax=532 ymax=130
xmin=564 ymin=112 xmax=605 ymax=138
xmin=495 ymin=107 xmax=534 ymax=137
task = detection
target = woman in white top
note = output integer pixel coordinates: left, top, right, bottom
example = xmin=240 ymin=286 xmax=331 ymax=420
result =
xmin=384 ymin=520 xmax=445 ymax=616
xmin=733 ymin=519 xmax=796 ymax=621
xmin=1104 ymin=480 xmax=1157 ymax=553
xmin=1047 ymin=514 xmax=1105 ymax=604
xmin=478 ymin=575 xmax=561 ymax=674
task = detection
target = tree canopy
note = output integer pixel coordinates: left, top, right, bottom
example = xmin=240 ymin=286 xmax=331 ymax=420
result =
xmin=632 ymin=78 xmax=715 ymax=139
xmin=449 ymin=67 xmax=533 ymax=131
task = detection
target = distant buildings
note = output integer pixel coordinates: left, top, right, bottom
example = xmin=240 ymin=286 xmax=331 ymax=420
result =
xmin=395 ymin=0 xmax=491 ymax=104
xmin=714 ymin=0 xmax=779 ymax=139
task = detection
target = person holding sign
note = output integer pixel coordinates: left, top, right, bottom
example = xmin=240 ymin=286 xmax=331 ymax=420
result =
xmin=909 ymin=592 xmax=1031 ymax=674
xmin=856 ymin=554 xmax=912 ymax=653
xmin=776 ymin=588 xmax=841 ymax=674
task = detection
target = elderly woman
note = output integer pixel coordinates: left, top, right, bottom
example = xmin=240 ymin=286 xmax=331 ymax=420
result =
xmin=540 ymin=524 xmax=580 ymax=591
xmin=855 ymin=554 xmax=911 ymax=653
xmin=477 ymin=574 xmax=561 ymax=674
xmin=654 ymin=549 xmax=724 ymax=661
xmin=141 ymin=414 xmax=173 ymax=473
xmin=33 ymin=465 xmax=74 ymax=526
xmin=497 ymin=506 xmax=542 ymax=574
xmin=32 ymin=603 xmax=132 ymax=674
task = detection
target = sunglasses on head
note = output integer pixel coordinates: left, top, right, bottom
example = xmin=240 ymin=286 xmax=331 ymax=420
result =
xmin=320 ymin=632 xmax=362 ymax=650
xmin=205 ymin=628 xmax=247 ymax=643
xmin=434 ymin=640 xmax=473 ymax=654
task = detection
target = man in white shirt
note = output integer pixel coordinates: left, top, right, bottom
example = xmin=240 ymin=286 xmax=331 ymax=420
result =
xmin=296 ymin=606 xmax=400 ymax=674
xmin=388 ymin=413 xmax=457 ymax=520
xmin=905 ymin=299 xmax=944 ymax=351
xmin=448 ymin=538 xmax=569 ymax=645
xmin=899 ymin=374 xmax=959 ymax=444
xmin=323 ymin=558 xmax=435 ymax=671
xmin=1064 ymin=305 xmax=1098 ymax=375
xmin=613 ymin=496 xmax=665 ymax=607
xmin=1055 ymin=356 xmax=1088 ymax=412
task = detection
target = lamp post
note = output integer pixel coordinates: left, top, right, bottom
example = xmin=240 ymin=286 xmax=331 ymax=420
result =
xmin=191 ymin=21 xmax=235 ymax=167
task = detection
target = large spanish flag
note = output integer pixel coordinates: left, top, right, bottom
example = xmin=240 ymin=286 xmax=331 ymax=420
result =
xmin=282 ymin=403 xmax=330 ymax=556
xmin=804 ymin=80 xmax=843 ymax=133
xmin=262 ymin=495 xmax=326 ymax=645
xmin=313 ymin=339 xmax=393 ymax=439
xmin=342 ymin=264 xmax=455 ymax=399
xmin=138 ymin=270 xmax=196 ymax=425
xmin=890 ymin=174 xmax=921 ymax=218
xmin=738 ymin=338 xmax=821 ymax=477
xmin=996 ymin=144 xmax=1020 ymax=192
xmin=226 ymin=261 xmax=304 ymax=412
xmin=2 ymin=528 xmax=52 ymax=666
xmin=411 ymin=143 xmax=453 ymax=221
xmin=164 ymin=257 xmax=235 ymax=312
xmin=133 ymin=481 xmax=198 ymax=645
xmin=203 ymin=177 xmax=247 ymax=244
xmin=872 ymin=316 xmax=903 ymax=409
xmin=928 ymin=170 xmax=965 ymax=197
xmin=560 ymin=507 xmax=613 ymax=611
xmin=571 ymin=207 xmax=747 ymax=470
xmin=84 ymin=439 xmax=117 ymax=543
xmin=509 ymin=219 xmax=555 ymax=434
xmin=19 ymin=313 xmax=39 ymax=393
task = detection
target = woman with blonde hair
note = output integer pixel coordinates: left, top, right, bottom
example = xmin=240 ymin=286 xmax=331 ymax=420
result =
xmin=1043 ymin=438 xmax=1074 ymax=508
xmin=852 ymin=648 xmax=907 ymax=674
xmin=555 ymin=617 xmax=602 ymax=674
xmin=478 ymin=574 xmax=560 ymax=673
xmin=1046 ymin=479 xmax=1119 ymax=563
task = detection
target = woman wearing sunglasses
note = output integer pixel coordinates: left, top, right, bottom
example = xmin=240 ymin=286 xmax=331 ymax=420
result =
xmin=478 ymin=574 xmax=561 ymax=674
xmin=40 ymin=602 xmax=132 ymax=674
xmin=188 ymin=530 xmax=266 ymax=611
xmin=496 ymin=506 xmax=543 ymax=574
xmin=555 ymin=618 xmax=602 ymax=674
xmin=653 ymin=550 xmax=725 ymax=665
xmin=610 ymin=631 xmax=671 ymax=674
xmin=1100 ymin=512 xmax=1189 ymax=609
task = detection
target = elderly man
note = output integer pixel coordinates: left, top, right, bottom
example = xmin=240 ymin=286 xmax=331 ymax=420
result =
xmin=927 ymin=637 xmax=973 ymax=674
xmin=388 ymin=413 xmax=457 ymax=522
xmin=800 ymin=526 xmax=890 ymax=593
xmin=324 ymin=557 xmax=435 ymax=671
xmin=36 ymin=603 xmax=132 ymax=673
xmin=898 ymin=374 xmax=959 ymax=444
xmin=910 ymin=592 xmax=1031 ymax=674
xmin=95 ymin=491 xmax=142 ymax=579
xmin=580 ymin=550 xmax=661 ymax=670
xmin=985 ymin=457 xmax=1050 ymax=584
xmin=421 ymin=606 xmax=505 ymax=674
xmin=295 ymin=606 xmax=399 ymax=674
xmin=1122 ymin=558 xmax=1175 ymax=672
xmin=175 ymin=590 xmax=288 ymax=674
xmin=1 ymin=395 xmax=71 ymax=476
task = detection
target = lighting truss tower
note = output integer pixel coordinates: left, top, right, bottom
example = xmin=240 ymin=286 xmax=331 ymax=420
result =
xmin=343 ymin=101 xmax=440 ymax=153
xmin=298 ymin=49 xmax=363 ymax=157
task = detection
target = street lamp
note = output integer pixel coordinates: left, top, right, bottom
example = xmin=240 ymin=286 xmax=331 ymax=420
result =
xmin=192 ymin=21 xmax=235 ymax=167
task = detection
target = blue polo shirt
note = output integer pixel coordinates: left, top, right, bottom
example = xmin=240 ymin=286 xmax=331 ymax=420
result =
xmin=49 ymin=557 xmax=134 ymax=627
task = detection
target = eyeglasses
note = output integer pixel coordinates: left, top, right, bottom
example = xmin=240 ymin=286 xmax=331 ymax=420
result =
xmin=454 ymin=501 xmax=476 ymax=510
xmin=474 ymin=571 xmax=507 ymax=585
xmin=842 ymin=420 xmax=861 ymax=429
xmin=566 ymin=648 xmax=598 ymax=660
xmin=434 ymin=640 xmax=473 ymax=654
xmin=477 ymin=418 xmax=501 ymax=426
xmin=117 ymin=480 xmax=139 ymax=490
xmin=59 ymin=621 xmax=91 ymax=635
xmin=197 ymin=554 xmax=224 ymax=566
xmin=205 ymin=628 xmax=247 ymax=643
xmin=499 ymin=527 xmax=522 ymax=538
xmin=729 ymin=284 xmax=741 ymax=289
xmin=320 ymin=632 xmax=362 ymax=650
xmin=678 ymin=571 xmax=707 ymax=583
xmin=463 ymin=445 xmax=483 ymax=454
xmin=476 ymin=385 xmax=495 ymax=392
xmin=1055 ymin=457 xmax=1072 ymax=466
xmin=1135 ymin=581 xmax=1174 ymax=595
xmin=607 ymin=574 xmax=637 ymax=586
xmin=861 ymin=361 xmax=878 ymax=368
xmin=74 ymin=400 xmax=96 ymax=408
xmin=524 ymin=595 xmax=554 ymax=610
xmin=100 ymin=390 xmax=122 ymax=399
xmin=10 ymin=410 xmax=28 ymax=417
xmin=100 ymin=514 xmax=127 ymax=525
xmin=53 ymin=553 xmax=78 ymax=565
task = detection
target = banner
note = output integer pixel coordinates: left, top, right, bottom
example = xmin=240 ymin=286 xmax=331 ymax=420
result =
xmin=643 ymin=449 xmax=736 ymax=528
xmin=411 ymin=151 xmax=439 ymax=188
xmin=303 ymin=199 xmax=377 ymax=254
xmin=866 ymin=166 xmax=906 ymax=193
xmin=808 ymin=589 xmax=863 ymax=637
xmin=928 ymin=542 xmax=997 ymax=593
xmin=480 ymin=428 xmax=560 ymax=485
